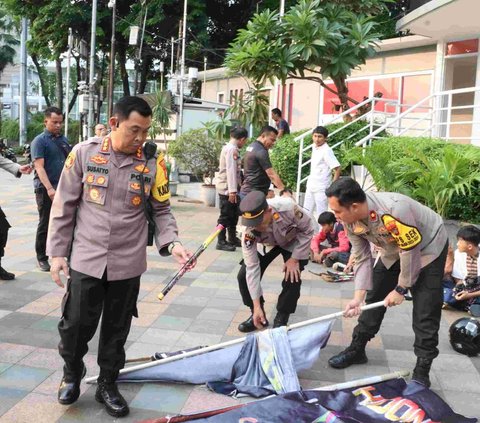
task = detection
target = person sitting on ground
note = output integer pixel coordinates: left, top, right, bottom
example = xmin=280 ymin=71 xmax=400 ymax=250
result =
xmin=443 ymin=226 xmax=480 ymax=317
xmin=310 ymin=211 xmax=351 ymax=268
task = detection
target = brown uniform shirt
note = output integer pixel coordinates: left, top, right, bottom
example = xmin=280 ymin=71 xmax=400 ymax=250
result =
xmin=346 ymin=192 xmax=448 ymax=290
xmin=47 ymin=137 xmax=179 ymax=281
xmin=242 ymin=200 xmax=315 ymax=300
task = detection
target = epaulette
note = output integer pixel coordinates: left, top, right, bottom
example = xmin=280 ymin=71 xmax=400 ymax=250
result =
xmin=294 ymin=205 xmax=303 ymax=219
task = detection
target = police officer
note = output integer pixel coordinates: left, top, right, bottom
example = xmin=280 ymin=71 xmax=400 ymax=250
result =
xmin=47 ymin=97 xmax=194 ymax=418
xmin=325 ymin=178 xmax=448 ymax=388
xmin=0 ymin=155 xmax=32 ymax=279
xmin=237 ymin=191 xmax=314 ymax=332
xmin=215 ymin=127 xmax=248 ymax=251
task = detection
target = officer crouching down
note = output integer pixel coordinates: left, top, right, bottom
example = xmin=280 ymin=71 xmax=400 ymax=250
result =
xmin=237 ymin=190 xmax=314 ymax=332
xmin=47 ymin=96 xmax=195 ymax=418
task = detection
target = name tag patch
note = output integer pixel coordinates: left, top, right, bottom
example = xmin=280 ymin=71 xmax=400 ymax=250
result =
xmin=381 ymin=214 xmax=422 ymax=251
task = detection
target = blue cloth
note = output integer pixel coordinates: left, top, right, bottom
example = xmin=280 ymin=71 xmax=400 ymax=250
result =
xmin=208 ymin=327 xmax=302 ymax=398
xmin=31 ymin=130 xmax=71 ymax=189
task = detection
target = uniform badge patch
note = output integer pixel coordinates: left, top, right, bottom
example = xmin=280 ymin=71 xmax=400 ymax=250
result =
xmin=353 ymin=223 xmax=367 ymax=235
xmin=134 ymin=164 xmax=149 ymax=173
xmin=244 ymin=233 xmax=255 ymax=249
xmin=65 ymin=152 xmax=75 ymax=170
xmin=130 ymin=182 xmax=141 ymax=190
xmin=90 ymin=188 xmax=100 ymax=201
xmin=131 ymin=195 xmax=142 ymax=206
xmin=90 ymin=155 xmax=109 ymax=165
xmin=294 ymin=206 xmax=303 ymax=219
xmin=273 ymin=212 xmax=280 ymax=220
xmin=152 ymin=153 xmax=170 ymax=202
xmin=96 ymin=176 xmax=106 ymax=185
xmin=86 ymin=174 xmax=95 ymax=184
xmin=381 ymin=214 xmax=422 ymax=251
xmin=369 ymin=210 xmax=378 ymax=222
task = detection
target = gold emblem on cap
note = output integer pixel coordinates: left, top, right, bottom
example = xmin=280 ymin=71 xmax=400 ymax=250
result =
xmin=242 ymin=209 xmax=264 ymax=219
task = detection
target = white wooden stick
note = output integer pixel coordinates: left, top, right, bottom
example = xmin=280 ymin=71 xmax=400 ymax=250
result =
xmin=85 ymin=300 xmax=386 ymax=384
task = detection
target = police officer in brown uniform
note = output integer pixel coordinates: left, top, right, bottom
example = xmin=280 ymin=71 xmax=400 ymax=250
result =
xmin=215 ymin=127 xmax=248 ymax=251
xmin=325 ymin=178 xmax=448 ymax=387
xmin=237 ymin=191 xmax=315 ymax=332
xmin=47 ymin=97 xmax=194 ymax=418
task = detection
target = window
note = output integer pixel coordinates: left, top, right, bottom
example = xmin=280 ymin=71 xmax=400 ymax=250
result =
xmin=446 ymin=39 xmax=479 ymax=56
xmin=217 ymin=92 xmax=225 ymax=103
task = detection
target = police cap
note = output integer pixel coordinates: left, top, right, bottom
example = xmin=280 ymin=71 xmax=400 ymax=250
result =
xmin=240 ymin=191 xmax=268 ymax=227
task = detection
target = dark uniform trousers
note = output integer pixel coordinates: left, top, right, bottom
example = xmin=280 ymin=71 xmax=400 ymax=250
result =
xmin=238 ymin=246 xmax=308 ymax=314
xmin=58 ymin=269 xmax=140 ymax=381
xmin=0 ymin=207 xmax=11 ymax=258
xmin=34 ymin=187 xmax=52 ymax=262
xmin=217 ymin=194 xmax=239 ymax=229
xmin=353 ymin=242 xmax=448 ymax=360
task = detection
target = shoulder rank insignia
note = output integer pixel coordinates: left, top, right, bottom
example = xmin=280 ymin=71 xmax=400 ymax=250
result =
xmin=135 ymin=147 xmax=143 ymax=159
xmin=353 ymin=223 xmax=367 ymax=235
xmin=65 ymin=152 xmax=75 ymax=170
xmin=244 ymin=232 xmax=256 ymax=249
xmin=273 ymin=212 xmax=280 ymax=221
xmin=381 ymin=214 xmax=422 ymax=251
xmin=100 ymin=137 xmax=110 ymax=152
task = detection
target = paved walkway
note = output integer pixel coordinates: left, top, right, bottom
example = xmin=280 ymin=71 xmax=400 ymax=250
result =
xmin=0 ymin=174 xmax=478 ymax=422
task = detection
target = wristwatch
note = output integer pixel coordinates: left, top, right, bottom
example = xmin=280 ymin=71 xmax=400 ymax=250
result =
xmin=167 ymin=241 xmax=182 ymax=255
xmin=394 ymin=285 xmax=408 ymax=295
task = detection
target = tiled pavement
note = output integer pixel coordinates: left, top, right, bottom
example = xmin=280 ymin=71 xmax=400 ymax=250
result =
xmin=0 ymin=174 xmax=479 ymax=422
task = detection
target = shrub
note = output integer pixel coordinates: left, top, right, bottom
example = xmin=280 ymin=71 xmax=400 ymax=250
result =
xmin=0 ymin=118 xmax=19 ymax=141
xmin=169 ymin=128 xmax=224 ymax=185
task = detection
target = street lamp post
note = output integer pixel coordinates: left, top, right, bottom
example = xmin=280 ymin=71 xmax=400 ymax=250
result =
xmin=107 ymin=0 xmax=116 ymax=118
xmin=178 ymin=0 xmax=187 ymax=136
xmin=64 ymin=28 xmax=73 ymax=138
xmin=87 ymin=0 xmax=98 ymax=137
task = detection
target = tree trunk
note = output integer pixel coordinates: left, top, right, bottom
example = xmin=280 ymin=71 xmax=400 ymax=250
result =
xmin=55 ymin=56 xmax=63 ymax=111
xmin=31 ymin=53 xmax=51 ymax=107
xmin=117 ymin=39 xmax=130 ymax=96
xmin=138 ymin=55 xmax=151 ymax=94
xmin=332 ymin=76 xmax=349 ymax=113
xmin=68 ymin=55 xmax=81 ymax=114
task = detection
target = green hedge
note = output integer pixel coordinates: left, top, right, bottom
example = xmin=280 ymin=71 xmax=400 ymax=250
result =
xmin=343 ymin=137 xmax=480 ymax=222
xmin=1 ymin=115 xmax=80 ymax=146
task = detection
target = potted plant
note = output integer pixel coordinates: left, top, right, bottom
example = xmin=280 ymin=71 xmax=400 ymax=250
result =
xmin=169 ymin=128 xmax=224 ymax=206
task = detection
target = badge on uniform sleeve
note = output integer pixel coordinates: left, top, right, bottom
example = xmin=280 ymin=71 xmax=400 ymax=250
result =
xmin=369 ymin=210 xmax=378 ymax=222
xmin=244 ymin=232 xmax=255 ymax=249
xmin=152 ymin=153 xmax=170 ymax=202
xmin=65 ymin=152 xmax=75 ymax=170
xmin=381 ymin=214 xmax=422 ymax=250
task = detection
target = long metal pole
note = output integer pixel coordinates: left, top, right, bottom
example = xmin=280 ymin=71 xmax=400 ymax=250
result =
xmin=170 ymin=36 xmax=175 ymax=74
xmin=19 ymin=18 xmax=28 ymax=146
xmin=64 ymin=28 xmax=73 ymax=139
xmin=271 ymin=1 xmax=285 ymax=126
xmin=134 ymin=5 xmax=148 ymax=95
xmin=108 ymin=0 xmax=116 ymax=117
xmin=87 ymin=0 xmax=98 ymax=137
xmin=85 ymin=301 xmax=386 ymax=382
xmin=178 ymin=0 xmax=187 ymax=136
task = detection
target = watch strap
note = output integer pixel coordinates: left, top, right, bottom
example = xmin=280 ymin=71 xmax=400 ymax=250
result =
xmin=394 ymin=285 xmax=408 ymax=295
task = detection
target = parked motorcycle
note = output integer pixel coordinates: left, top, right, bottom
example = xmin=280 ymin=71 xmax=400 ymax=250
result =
xmin=0 ymin=141 xmax=17 ymax=163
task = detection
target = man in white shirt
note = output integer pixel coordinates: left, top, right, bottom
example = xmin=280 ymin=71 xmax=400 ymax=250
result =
xmin=303 ymin=126 xmax=341 ymax=217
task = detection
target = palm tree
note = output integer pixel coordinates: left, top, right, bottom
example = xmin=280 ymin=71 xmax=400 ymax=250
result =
xmin=0 ymin=7 xmax=18 ymax=75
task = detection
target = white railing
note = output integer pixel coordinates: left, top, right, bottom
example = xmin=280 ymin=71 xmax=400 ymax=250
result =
xmin=294 ymin=86 xmax=480 ymax=201
xmin=294 ymin=96 xmax=400 ymax=202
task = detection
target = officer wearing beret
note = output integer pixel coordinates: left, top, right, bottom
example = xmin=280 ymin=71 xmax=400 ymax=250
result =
xmin=47 ymin=97 xmax=194 ymax=418
xmin=325 ymin=178 xmax=448 ymax=388
xmin=237 ymin=190 xmax=315 ymax=332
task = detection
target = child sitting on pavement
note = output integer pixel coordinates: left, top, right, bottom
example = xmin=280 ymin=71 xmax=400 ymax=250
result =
xmin=443 ymin=225 xmax=480 ymax=317
xmin=310 ymin=211 xmax=351 ymax=268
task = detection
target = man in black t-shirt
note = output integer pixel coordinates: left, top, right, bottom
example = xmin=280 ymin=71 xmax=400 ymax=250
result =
xmin=271 ymin=108 xmax=290 ymax=138
xmin=240 ymin=126 xmax=285 ymax=198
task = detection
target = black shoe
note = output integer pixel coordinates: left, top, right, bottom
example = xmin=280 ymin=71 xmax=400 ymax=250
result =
xmin=216 ymin=240 xmax=236 ymax=252
xmin=58 ymin=364 xmax=86 ymax=405
xmin=95 ymin=381 xmax=129 ymax=418
xmin=0 ymin=266 xmax=15 ymax=280
xmin=227 ymin=229 xmax=242 ymax=247
xmin=273 ymin=312 xmax=290 ymax=328
xmin=328 ymin=346 xmax=368 ymax=369
xmin=238 ymin=315 xmax=269 ymax=333
xmin=38 ymin=260 xmax=50 ymax=272
xmin=412 ymin=357 xmax=432 ymax=388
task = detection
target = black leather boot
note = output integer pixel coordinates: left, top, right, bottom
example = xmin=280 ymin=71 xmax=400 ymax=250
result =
xmin=95 ymin=379 xmax=129 ymax=418
xmin=238 ymin=308 xmax=269 ymax=333
xmin=227 ymin=227 xmax=242 ymax=247
xmin=216 ymin=229 xmax=236 ymax=252
xmin=412 ymin=357 xmax=432 ymax=387
xmin=57 ymin=363 xmax=86 ymax=405
xmin=273 ymin=311 xmax=290 ymax=328
xmin=0 ymin=265 xmax=14 ymax=280
xmin=328 ymin=334 xmax=369 ymax=369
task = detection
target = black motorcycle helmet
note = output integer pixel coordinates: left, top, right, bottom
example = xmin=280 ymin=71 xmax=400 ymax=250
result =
xmin=449 ymin=317 xmax=480 ymax=356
